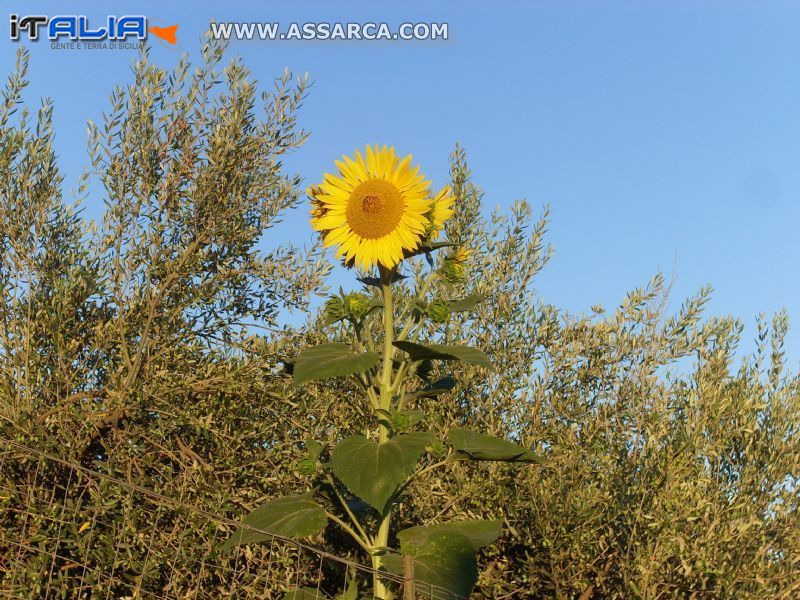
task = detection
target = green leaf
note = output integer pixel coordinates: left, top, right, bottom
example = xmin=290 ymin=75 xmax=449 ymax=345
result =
xmin=447 ymin=293 xmax=487 ymax=312
xmin=357 ymin=272 xmax=406 ymax=287
xmin=337 ymin=572 xmax=359 ymax=600
xmin=283 ymin=588 xmax=325 ymax=600
xmin=393 ymin=341 xmax=492 ymax=369
xmin=397 ymin=519 xmax=503 ymax=553
xmin=382 ymin=531 xmax=477 ymax=599
xmin=404 ymin=376 xmax=455 ymax=401
xmin=293 ymin=343 xmax=379 ymax=385
xmin=303 ymin=439 xmax=327 ymax=460
xmin=404 ymin=241 xmax=457 ymax=259
xmin=330 ymin=432 xmax=434 ymax=512
xmin=323 ymin=295 xmax=346 ymax=325
xmin=448 ymin=429 xmax=544 ymax=463
xmin=221 ymin=494 xmax=327 ymax=550
xmin=304 ymin=439 xmax=324 ymax=459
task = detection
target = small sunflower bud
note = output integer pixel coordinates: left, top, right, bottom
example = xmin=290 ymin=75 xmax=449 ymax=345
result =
xmin=451 ymin=247 xmax=470 ymax=263
xmin=391 ymin=411 xmax=411 ymax=433
xmin=427 ymin=299 xmax=451 ymax=323
xmin=343 ymin=292 xmax=371 ymax=320
xmin=441 ymin=247 xmax=470 ymax=283
xmin=296 ymin=456 xmax=317 ymax=476
xmin=428 ymin=439 xmax=446 ymax=458
xmin=443 ymin=260 xmax=465 ymax=282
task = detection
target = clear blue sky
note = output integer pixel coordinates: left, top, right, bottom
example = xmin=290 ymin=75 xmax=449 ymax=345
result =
xmin=4 ymin=1 xmax=799 ymax=363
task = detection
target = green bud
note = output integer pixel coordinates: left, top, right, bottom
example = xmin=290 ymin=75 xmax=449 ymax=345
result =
xmin=297 ymin=456 xmax=317 ymax=476
xmin=441 ymin=247 xmax=470 ymax=283
xmin=442 ymin=259 xmax=466 ymax=283
xmin=391 ymin=411 xmax=411 ymax=433
xmin=427 ymin=299 xmax=451 ymax=323
xmin=343 ymin=292 xmax=371 ymax=320
xmin=428 ymin=439 xmax=446 ymax=458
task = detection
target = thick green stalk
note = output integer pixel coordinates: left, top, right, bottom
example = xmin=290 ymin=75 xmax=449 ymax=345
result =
xmin=372 ymin=515 xmax=393 ymax=599
xmin=378 ymin=266 xmax=395 ymax=443
xmin=372 ymin=265 xmax=396 ymax=599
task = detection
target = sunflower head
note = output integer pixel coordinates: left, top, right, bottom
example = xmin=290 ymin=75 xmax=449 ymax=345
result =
xmin=309 ymin=145 xmax=435 ymax=270
xmin=427 ymin=185 xmax=455 ymax=240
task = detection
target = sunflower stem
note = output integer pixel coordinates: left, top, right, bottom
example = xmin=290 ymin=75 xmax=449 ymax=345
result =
xmin=378 ymin=265 xmax=395 ymax=442
xmin=372 ymin=265 xmax=398 ymax=599
xmin=371 ymin=514 xmax=393 ymax=599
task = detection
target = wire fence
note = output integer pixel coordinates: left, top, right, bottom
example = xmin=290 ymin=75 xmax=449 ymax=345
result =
xmin=0 ymin=436 xmax=455 ymax=599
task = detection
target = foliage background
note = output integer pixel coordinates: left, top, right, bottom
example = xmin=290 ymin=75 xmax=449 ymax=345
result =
xmin=1 ymin=42 xmax=798 ymax=598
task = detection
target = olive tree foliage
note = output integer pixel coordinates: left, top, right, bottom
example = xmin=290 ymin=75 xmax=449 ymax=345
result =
xmin=1 ymin=43 xmax=332 ymax=596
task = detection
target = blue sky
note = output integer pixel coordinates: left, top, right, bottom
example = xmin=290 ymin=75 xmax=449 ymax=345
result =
xmin=3 ymin=1 xmax=799 ymax=363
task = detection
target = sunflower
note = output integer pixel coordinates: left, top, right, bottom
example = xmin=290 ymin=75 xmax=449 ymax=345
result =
xmin=309 ymin=145 xmax=433 ymax=270
xmin=428 ymin=185 xmax=455 ymax=239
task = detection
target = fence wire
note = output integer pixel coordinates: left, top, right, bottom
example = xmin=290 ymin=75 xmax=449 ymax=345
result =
xmin=0 ymin=436 xmax=458 ymax=599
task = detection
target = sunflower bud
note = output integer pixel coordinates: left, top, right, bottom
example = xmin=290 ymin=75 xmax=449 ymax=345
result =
xmin=442 ymin=260 xmax=466 ymax=283
xmin=427 ymin=186 xmax=455 ymax=240
xmin=391 ymin=411 xmax=411 ymax=433
xmin=296 ymin=456 xmax=317 ymax=476
xmin=427 ymin=299 xmax=451 ymax=323
xmin=428 ymin=438 xmax=446 ymax=458
xmin=441 ymin=247 xmax=470 ymax=283
xmin=343 ymin=292 xmax=371 ymax=320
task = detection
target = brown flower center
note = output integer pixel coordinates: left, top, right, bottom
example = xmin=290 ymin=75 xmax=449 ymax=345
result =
xmin=346 ymin=179 xmax=404 ymax=239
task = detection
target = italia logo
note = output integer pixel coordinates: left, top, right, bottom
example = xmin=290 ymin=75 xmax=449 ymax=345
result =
xmin=9 ymin=14 xmax=178 ymax=44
